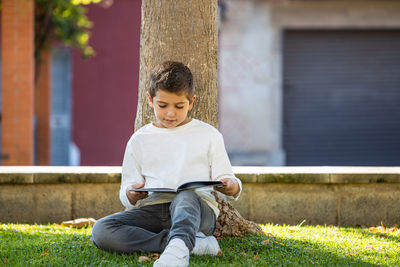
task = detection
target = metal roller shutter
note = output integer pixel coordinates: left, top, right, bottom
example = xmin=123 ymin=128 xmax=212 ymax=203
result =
xmin=283 ymin=30 xmax=400 ymax=166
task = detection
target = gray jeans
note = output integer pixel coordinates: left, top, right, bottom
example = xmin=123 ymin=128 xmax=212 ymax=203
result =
xmin=91 ymin=190 xmax=216 ymax=254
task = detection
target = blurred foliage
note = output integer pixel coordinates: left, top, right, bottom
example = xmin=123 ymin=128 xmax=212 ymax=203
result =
xmin=35 ymin=0 xmax=103 ymax=61
xmin=1 ymin=0 xmax=112 ymax=84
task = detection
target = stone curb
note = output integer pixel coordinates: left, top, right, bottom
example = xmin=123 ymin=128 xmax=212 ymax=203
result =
xmin=234 ymin=166 xmax=400 ymax=184
xmin=0 ymin=166 xmax=121 ymax=184
xmin=1 ymin=166 xmax=400 ymax=184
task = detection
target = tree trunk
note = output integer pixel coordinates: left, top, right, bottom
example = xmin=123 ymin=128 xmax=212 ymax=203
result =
xmin=136 ymin=0 xmax=264 ymax=237
xmin=135 ymin=0 xmax=219 ymax=131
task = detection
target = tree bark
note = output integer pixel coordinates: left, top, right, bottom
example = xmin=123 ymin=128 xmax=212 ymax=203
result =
xmin=136 ymin=0 xmax=264 ymax=237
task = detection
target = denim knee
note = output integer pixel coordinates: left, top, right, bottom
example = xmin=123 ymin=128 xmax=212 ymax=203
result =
xmin=91 ymin=218 xmax=108 ymax=248
xmin=172 ymin=190 xmax=200 ymax=205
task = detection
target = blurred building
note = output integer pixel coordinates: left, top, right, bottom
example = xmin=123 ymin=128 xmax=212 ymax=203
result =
xmin=0 ymin=0 xmax=141 ymax=166
xmin=72 ymin=0 xmax=141 ymax=165
xmin=47 ymin=0 xmax=141 ymax=166
xmin=219 ymin=0 xmax=400 ymax=166
xmin=1 ymin=0 xmax=400 ymax=166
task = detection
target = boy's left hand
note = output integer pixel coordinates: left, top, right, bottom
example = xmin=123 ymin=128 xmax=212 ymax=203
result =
xmin=214 ymin=178 xmax=240 ymax=197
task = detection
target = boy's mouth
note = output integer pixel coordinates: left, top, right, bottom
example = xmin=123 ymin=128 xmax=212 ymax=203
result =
xmin=164 ymin=119 xmax=176 ymax=124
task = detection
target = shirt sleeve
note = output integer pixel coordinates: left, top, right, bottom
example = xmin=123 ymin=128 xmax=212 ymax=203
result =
xmin=209 ymin=132 xmax=242 ymax=200
xmin=119 ymin=135 xmax=145 ymax=209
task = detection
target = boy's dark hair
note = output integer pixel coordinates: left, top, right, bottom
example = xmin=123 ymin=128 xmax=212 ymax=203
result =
xmin=148 ymin=61 xmax=194 ymax=100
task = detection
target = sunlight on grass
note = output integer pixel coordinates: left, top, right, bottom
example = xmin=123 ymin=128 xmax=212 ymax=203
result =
xmin=1 ymin=223 xmax=399 ymax=266
xmin=260 ymin=224 xmax=400 ymax=266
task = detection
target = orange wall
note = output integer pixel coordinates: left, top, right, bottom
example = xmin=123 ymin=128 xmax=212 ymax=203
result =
xmin=1 ymin=0 xmax=34 ymax=165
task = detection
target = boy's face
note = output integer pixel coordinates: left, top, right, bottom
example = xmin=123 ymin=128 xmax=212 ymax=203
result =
xmin=147 ymin=90 xmax=196 ymax=128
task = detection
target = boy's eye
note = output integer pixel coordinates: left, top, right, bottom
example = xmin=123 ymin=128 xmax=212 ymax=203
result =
xmin=158 ymin=105 xmax=167 ymax=108
xmin=176 ymin=106 xmax=184 ymax=109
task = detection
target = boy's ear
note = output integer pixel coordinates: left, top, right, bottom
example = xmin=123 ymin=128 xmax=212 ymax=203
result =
xmin=188 ymin=95 xmax=196 ymax=110
xmin=147 ymin=92 xmax=154 ymax=108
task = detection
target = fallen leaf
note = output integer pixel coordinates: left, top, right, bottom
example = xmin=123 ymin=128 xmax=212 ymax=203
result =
xmin=151 ymin=253 xmax=159 ymax=260
xmin=240 ymin=252 xmax=247 ymax=258
xmin=289 ymin=229 xmax=298 ymax=233
xmin=261 ymin=239 xmax=270 ymax=245
xmin=346 ymin=251 xmax=359 ymax=257
xmin=217 ymin=250 xmax=222 ymax=256
xmin=368 ymin=227 xmax=380 ymax=233
xmin=61 ymin=218 xmax=97 ymax=228
xmin=3 ymin=258 xmax=8 ymax=263
xmin=138 ymin=256 xmax=151 ymax=263
xmin=42 ymin=249 xmax=50 ymax=256
xmin=368 ymin=223 xmax=399 ymax=233
xmin=253 ymin=255 xmax=260 ymax=260
xmin=381 ymin=221 xmax=386 ymax=230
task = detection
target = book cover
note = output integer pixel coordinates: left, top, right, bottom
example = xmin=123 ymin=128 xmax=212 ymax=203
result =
xmin=129 ymin=181 xmax=224 ymax=193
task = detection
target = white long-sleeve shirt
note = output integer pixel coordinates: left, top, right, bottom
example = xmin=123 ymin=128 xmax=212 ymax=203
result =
xmin=119 ymin=119 xmax=242 ymax=217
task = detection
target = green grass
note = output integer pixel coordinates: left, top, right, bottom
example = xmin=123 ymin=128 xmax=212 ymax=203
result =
xmin=1 ymin=223 xmax=399 ymax=266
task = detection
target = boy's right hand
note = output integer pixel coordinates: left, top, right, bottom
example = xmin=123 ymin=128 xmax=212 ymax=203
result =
xmin=126 ymin=183 xmax=148 ymax=205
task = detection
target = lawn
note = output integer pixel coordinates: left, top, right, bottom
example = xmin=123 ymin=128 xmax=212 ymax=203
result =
xmin=1 ymin=223 xmax=399 ymax=266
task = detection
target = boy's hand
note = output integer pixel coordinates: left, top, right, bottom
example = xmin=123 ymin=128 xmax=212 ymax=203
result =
xmin=126 ymin=183 xmax=148 ymax=205
xmin=214 ymin=178 xmax=240 ymax=197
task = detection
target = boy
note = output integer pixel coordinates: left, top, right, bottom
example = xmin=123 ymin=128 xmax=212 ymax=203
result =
xmin=92 ymin=61 xmax=242 ymax=267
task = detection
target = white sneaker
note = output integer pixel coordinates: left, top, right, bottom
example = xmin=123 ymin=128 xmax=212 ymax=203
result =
xmin=192 ymin=232 xmax=221 ymax=256
xmin=153 ymin=238 xmax=189 ymax=267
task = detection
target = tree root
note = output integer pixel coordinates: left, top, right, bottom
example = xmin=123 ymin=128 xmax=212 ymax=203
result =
xmin=212 ymin=191 xmax=266 ymax=237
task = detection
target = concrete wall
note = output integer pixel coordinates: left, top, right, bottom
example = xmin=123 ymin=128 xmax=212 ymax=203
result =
xmin=1 ymin=166 xmax=400 ymax=226
xmin=219 ymin=0 xmax=400 ymax=166
xmin=219 ymin=0 xmax=283 ymax=166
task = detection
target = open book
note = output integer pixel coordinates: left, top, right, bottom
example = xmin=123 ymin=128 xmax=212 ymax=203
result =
xmin=129 ymin=181 xmax=224 ymax=193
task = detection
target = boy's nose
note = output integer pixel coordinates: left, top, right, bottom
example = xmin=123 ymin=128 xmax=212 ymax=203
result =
xmin=166 ymin=108 xmax=175 ymax=116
